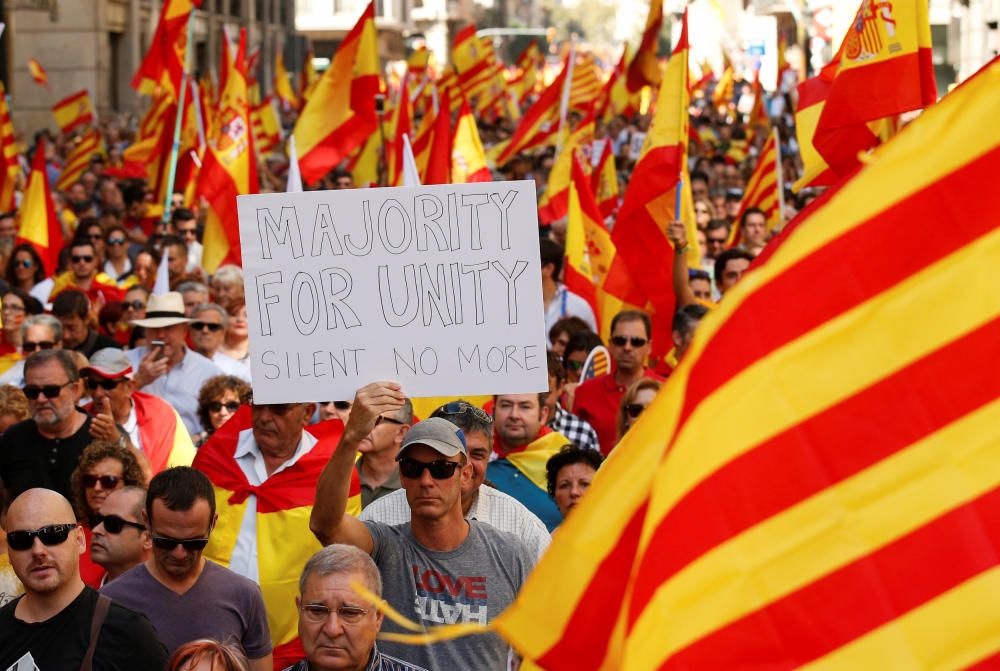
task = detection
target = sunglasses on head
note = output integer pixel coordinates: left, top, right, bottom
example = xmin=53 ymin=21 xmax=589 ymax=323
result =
xmin=107 ymin=237 xmax=127 ymax=246
xmin=151 ymin=535 xmax=210 ymax=552
xmin=22 ymin=381 xmax=72 ymax=399
xmin=398 ymin=457 xmax=460 ymax=480
xmin=207 ymin=400 xmax=240 ymax=413
xmin=610 ymin=336 xmax=648 ymax=348
xmin=122 ymin=300 xmax=146 ymax=311
xmin=71 ymin=255 xmax=95 ymax=264
xmin=7 ymin=524 xmax=77 ymax=551
xmin=434 ymin=401 xmax=493 ymax=424
xmin=82 ymin=474 xmax=122 ymax=489
xmin=13 ymin=259 xmax=33 ymax=269
xmin=191 ymin=321 xmax=224 ymax=332
xmin=22 ymin=340 xmax=55 ymax=353
xmin=90 ymin=513 xmax=146 ymax=534
xmin=625 ymin=403 xmax=648 ymax=419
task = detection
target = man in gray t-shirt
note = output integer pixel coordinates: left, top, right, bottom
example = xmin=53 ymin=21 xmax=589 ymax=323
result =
xmin=312 ymin=382 xmax=535 ymax=670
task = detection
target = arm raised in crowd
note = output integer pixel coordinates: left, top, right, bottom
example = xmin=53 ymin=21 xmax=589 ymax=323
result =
xmin=667 ymin=220 xmax=698 ymax=309
xmin=310 ymin=380 xmax=407 ymax=551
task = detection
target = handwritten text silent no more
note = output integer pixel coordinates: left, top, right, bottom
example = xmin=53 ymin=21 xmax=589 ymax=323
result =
xmin=238 ymin=182 xmax=549 ymax=402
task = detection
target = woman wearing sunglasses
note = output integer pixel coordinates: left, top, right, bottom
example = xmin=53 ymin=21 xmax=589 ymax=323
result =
xmin=616 ymin=378 xmax=662 ymax=444
xmin=0 ymin=288 xmax=43 ymax=375
xmin=3 ymin=243 xmax=51 ymax=305
xmin=70 ymin=440 xmax=147 ymax=587
xmin=194 ymin=375 xmax=250 ymax=447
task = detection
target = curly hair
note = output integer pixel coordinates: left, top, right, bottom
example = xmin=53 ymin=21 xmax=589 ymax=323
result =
xmin=70 ymin=440 xmax=147 ymax=520
xmin=545 ymin=445 xmax=603 ymax=498
xmin=197 ymin=375 xmax=251 ymax=435
xmin=0 ymin=384 xmax=29 ymax=424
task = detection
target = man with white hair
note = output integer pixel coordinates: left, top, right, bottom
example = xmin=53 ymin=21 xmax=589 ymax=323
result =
xmin=188 ymin=303 xmax=251 ymax=381
xmin=0 ymin=314 xmax=63 ymax=386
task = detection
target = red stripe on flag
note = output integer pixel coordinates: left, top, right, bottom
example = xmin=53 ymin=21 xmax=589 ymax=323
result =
xmin=628 ymin=313 xmax=1000 ymax=626
xmin=658 ymin=483 xmax=1000 ymax=670
xmin=674 ymin=146 xmax=1000 ymax=440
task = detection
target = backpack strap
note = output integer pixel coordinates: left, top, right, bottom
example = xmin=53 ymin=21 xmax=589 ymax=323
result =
xmin=79 ymin=594 xmax=112 ymax=671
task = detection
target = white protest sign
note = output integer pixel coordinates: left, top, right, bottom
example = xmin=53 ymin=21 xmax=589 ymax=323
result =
xmin=237 ymin=181 xmax=549 ymax=403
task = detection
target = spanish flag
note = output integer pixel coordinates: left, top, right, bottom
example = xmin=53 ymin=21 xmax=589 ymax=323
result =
xmin=51 ymin=90 xmax=94 ymax=134
xmin=495 ymin=59 xmax=567 ymax=166
xmin=55 ymin=129 xmax=106 ymax=192
xmin=251 ymin=96 xmax=281 ymax=155
xmin=406 ymin=45 xmax=430 ymax=80
xmin=16 ymin=137 xmax=62 ymax=276
xmin=299 ymin=48 xmax=319 ymax=105
xmin=197 ymin=28 xmax=258 ymax=272
xmin=726 ymin=128 xmax=783 ymax=248
xmin=27 ymin=58 xmax=47 ymax=86
xmin=387 ymin=80 xmax=412 ymax=186
xmin=273 ymin=50 xmax=299 ymax=110
xmin=451 ymin=25 xmax=496 ymax=98
xmin=131 ymin=0 xmax=196 ymax=100
xmin=424 ymin=89 xmax=452 ymax=185
xmin=511 ymin=39 xmax=542 ymax=105
xmin=492 ymin=54 xmax=1000 ymax=671
xmin=566 ymin=154 xmax=617 ymax=332
xmin=0 ymin=81 xmax=21 ymax=212
xmin=591 ymin=139 xmax=618 ymax=219
xmin=451 ymin=97 xmax=490 ymax=183
xmin=813 ymin=0 xmax=936 ymax=177
xmin=626 ymin=0 xmax=663 ymax=92
xmin=538 ymin=108 xmax=595 ymax=224
xmin=793 ymin=60 xmax=839 ymax=191
xmin=195 ymin=407 xmax=362 ymax=671
xmin=292 ymin=2 xmax=378 ymax=185
xmin=410 ymin=100 xmax=436 ymax=180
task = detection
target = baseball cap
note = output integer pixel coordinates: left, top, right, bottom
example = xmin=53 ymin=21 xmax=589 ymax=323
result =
xmin=397 ymin=417 xmax=468 ymax=460
xmin=83 ymin=348 xmax=134 ymax=379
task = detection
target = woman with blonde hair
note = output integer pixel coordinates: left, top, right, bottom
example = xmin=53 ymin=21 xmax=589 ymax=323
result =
xmin=616 ymin=378 xmax=663 ymax=443
xmin=168 ymin=639 xmax=249 ymax=671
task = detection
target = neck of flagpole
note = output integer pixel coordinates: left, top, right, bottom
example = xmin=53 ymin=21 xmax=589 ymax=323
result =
xmin=161 ymin=15 xmax=195 ymax=224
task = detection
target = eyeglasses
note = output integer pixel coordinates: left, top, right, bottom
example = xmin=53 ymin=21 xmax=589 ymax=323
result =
xmin=178 ymin=228 xmax=197 ymax=237
xmin=81 ymin=474 xmax=122 ymax=489
xmin=625 ymin=403 xmax=649 ymax=420
xmin=207 ymin=401 xmax=240 ymax=413
xmin=191 ymin=321 xmax=224 ymax=332
xmin=13 ymin=259 xmax=33 ymax=269
xmin=434 ymin=401 xmax=493 ymax=425
xmin=707 ymin=237 xmax=728 ymax=246
xmin=1 ymin=303 xmax=25 ymax=313
xmin=300 ymin=603 xmax=370 ymax=624
xmin=107 ymin=237 xmax=127 ymax=246
xmin=321 ymin=400 xmax=351 ymax=410
xmin=610 ymin=336 xmax=649 ymax=348
xmin=22 ymin=381 xmax=73 ymax=399
xmin=89 ymin=513 xmax=146 ymax=534
xmin=398 ymin=458 xmax=460 ymax=480
xmin=122 ymin=300 xmax=146 ymax=311
xmin=85 ymin=233 xmax=103 ymax=241
xmin=71 ymin=255 xmax=95 ymax=264
xmin=86 ymin=378 xmax=124 ymax=391
xmin=151 ymin=535 xmax=210 ymax=552
xmin=22 ymin=340 xmax=55 ymax=353
xmin=375 ymin=415 xmax=405 ymax=427
xmin=7 ymin=524 xmax=77 ymax=551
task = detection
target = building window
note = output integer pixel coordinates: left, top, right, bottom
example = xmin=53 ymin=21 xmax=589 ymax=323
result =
xmin=279 ymin=0 xmax=289 ymax=26
xmin=255 ymin=0 xmax=266 ymax=21
xmin=229 ymin=0 xmax=241 ymax=17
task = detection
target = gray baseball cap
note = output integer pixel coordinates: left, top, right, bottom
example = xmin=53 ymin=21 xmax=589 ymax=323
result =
xmin=397 ymin=417 xmax=468 ymax=459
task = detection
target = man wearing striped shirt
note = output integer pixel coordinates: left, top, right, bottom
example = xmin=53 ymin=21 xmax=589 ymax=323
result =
xmin=360 ymin=400 xmax=550 ymax=561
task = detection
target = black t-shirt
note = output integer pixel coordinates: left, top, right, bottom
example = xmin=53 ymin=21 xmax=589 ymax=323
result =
xmin=0 ymin=586 xmax=168 ymax=670
xmin=0 ymin=413 xmax=94 ymax=501
xmin=76 ymin=330 xmax=122 ymax=359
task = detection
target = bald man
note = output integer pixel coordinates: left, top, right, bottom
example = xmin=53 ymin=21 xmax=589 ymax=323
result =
xmin=0 ymin=488 xmax=167 ymax=669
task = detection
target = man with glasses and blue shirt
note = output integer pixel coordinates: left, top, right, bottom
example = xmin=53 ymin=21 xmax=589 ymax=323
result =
xmin=312 ymin=382 xmax=535 ymax=670
xmin=101 ymin=467 xmax=273 ymax=669
xmin=0 ymin=349 xmax=93 ymax=500
xmin=0 ymin=488 xmax=167 ymax=669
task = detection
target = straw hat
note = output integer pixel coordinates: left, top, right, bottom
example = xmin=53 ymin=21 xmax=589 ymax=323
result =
xmin=130 ymin=292 xmax=192 ymax=328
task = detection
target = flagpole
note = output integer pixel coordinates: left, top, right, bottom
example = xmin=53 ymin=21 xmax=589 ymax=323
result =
xmin=773 ymin=126 xmax=786 ymax=232
xmin=161 ymin=14 xmax=195 ymax=224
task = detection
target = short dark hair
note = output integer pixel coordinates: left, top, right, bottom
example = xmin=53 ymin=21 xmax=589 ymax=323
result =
xmin=713 ymin=248 xmax=755 ymax=285
xmin=161 ymin=234 xmax=187 ymax=255
xmin=171 ymin=207 xmax=196 ymax=224
xmin=548 ymin=316 xmax=590 ymax=346
xmin=538 ymin=238 xmax=564 ymax=279
xmin=24 ymin=349 xmax=79 ymax=383
xmin=739 ymin=207 xmax=766 ymax=228
xmin=610 ymin=309 xmax=651 ymax=340
xmin=51 ymin=288 xmax=90 ymax=320
xmin=545 ymin=445 xmax=602 ymax=497
xmin=69 ymin=238 xmax=96 ymax=256
xmin=672 ymin=303 xmax=708 ymax=338
xmin=705 ymin=219 xmax=730 ymax=236
xmin=136 ymin=245 xmax=162 ymax=265
xmin=430 ymin=399 xmax=494 ymax=441
xmin=546 ymin=350 xmax=566 ymax=386
xmin=3 ymin=287 xmax=43 ymax=316
xmin=563 ymin=330 xmax=604 ymax=364
xmin=146 ymin=466 xmax=217 ymax=526
xmin=689 ymin=169 xmax=710 ymax=187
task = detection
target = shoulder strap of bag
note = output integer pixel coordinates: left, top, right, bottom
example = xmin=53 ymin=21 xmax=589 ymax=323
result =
xmin=80 ymin=594 xmax=112 ymax=671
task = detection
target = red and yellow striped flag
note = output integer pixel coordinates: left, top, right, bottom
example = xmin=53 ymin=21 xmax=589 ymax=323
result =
xmin=793 ymin=60 xmax=838 ymax=191
xmin=55 ymin=129 xmax=106 ymax=192
xmin=131 ymin=0 xmax=196 ymax=100
xmin=495 ymin=59 xmax=567 ymax=166
xmin=51 ymin=90 xmax=94 ymax=134
xmin=813 ymin=0 xmax=936 ymax=177
xmin=406 ymin=46 xmax=430 ymax=80
xmin=626 ymin=0 xmax=663 ymax=92
xmin=727 ymin=128 xmax=782 ymax=248
xmin=410 ymin=100 xmax=435 ymax=180
xmin=197 ymin=28 xmax=258 ymax=272
xmin=493 ymin=54 xmax=1000 ymax=671
xmin=591 ymin=138 xmax=618 ymax=218
xmin=16 ymin=137 xmax=63 ymax=276
xmin=299 ymin=48 xmax=319 ymax=105
xmin=511 ymin=39 xmax=542 ymax=105
xmin=273 ymin=50 xmax=299 ymax=110
xmin=388 ymin=80 xmax=413 ymax=186
xmin=746 ymin=68 xmax=770 ymax=142
xmin=538 ymin=108 xmax=595 ymax=224
xmin=568 ymin=53 xmax=602 ymax=112
xmin=451 ymin=25 xmax=496 ymax=99
xmin=712 ymin=63 xmax=734 ymax=109
xmin=251 ymin=96 xmax=281 ymax=155
xmin=451 ymin=97 xmax=490 ymax=183
xmin=0 ymin=81 xmax=21 ymax=212
xmin=27 ymin=58 xmax=47 ymax=86
xmin=424 ymin=89 xmax=452 ymax=185
xmin=566 ymin=154 xmax=617 ymax=333
xmin=292 ymin=2 xmax=378 ymax=185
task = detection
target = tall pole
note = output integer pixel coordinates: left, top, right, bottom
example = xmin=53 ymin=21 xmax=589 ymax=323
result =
xmin=161 ymin=14 xmax=196 ymax=224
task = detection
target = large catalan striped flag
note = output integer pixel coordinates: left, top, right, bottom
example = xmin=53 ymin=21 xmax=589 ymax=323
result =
xmin=55 ymin=129 xmax=107 ymax=192
xmin=538 ymin=108 xmax=595 ymax=224
xmin=492 ymin=55 xmax=1000 ymax=670
xmin=495 ymin=59 xmax=567 ymax=166
xmin=0 ymin=81 xmax=21 ymax=212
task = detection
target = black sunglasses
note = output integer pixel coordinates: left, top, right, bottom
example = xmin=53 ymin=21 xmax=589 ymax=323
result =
xmin=322 ymin=400 xmax=351 ymax=410
xmin=90 ymin=513 xmax=146 ymax=534
xmin=81 ymin=474 xmax=122 ymax=489
xmin=151 ymin=535 xmax=210 ymax=552
xmin=122 ymin=300 xmax=146 ymax=311
xmin=71 ymin=254 xmax=95 ymax=263
xmin=107 ymin=237 xmax=127 ymax=246
xmin=611 ymin=336 xmax=649 ymax=348
xmin=207 ymin=401 xmax=240 ymax=413
xmin=398 ymin=458 xmax=460 ymax=480
xmin=375 ymin=415 xmax=405 ymax=427
xmin=22 ymin=381 xmax=73 ymax=399
xmin=7 ymin=524 xmax=77 ymax=551
xmin=625 ymin=403 xmax=648 ymax=419
xmin=22 ymin=340 xmax=55 ymax=353
xmin=434 ymin=401 xmax=493 ymax=424
xmin=191 ymin=321 xmax=224 ymax=332
xmin=13 ymin=259 xmax=33 ymax=269
xmin=86 ymin=378 xmax=124 ymax=391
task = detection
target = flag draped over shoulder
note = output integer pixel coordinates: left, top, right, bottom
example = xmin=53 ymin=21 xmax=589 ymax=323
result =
xmin=493 ymin=55 xmax=1000 ymax=671
xmin=292 ymin=2 xmax=378 ymax=185
xmin=0 ymin=82 xmax=21 ymax=211
xmin=626 ymin=0 xmax=663 ymax=92
xmin=16 ymin=138 xmax=62 ymax=275
xmin=131 ymin=0 xmax=196 ymax=100
xmin=812 ymin=0 xmax=936 ymax=178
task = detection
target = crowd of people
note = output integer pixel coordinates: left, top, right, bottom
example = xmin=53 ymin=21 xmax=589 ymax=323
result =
xmin=0 ymin=44 xmax=811 ymax=671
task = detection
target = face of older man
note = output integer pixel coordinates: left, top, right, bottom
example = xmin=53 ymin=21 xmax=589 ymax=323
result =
xmin=24 ymin=359 xmax=82 ymax=430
